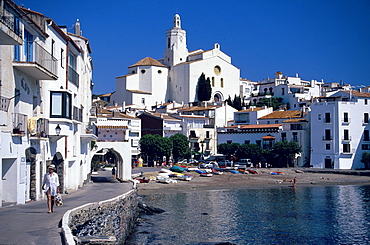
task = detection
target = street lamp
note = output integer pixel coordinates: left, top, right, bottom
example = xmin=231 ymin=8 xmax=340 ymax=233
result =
xmin=55 ymin=124 xmax=61 ymax=136
xmin=200 ymin=140 xmax=205 ymax=160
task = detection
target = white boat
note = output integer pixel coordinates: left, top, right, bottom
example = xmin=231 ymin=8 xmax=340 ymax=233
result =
xmin=157 ymin=178 xmax=177 ymax=184
xmin=177 ymin=175 xmax=192 ymax=181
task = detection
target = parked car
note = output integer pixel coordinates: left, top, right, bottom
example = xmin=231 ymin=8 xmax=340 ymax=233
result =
xmin=218 ymin=160 xmax=233 ymax=168
xmin=179 ymin=159 xmax=198 ymax=164
xmin=235 ymin=159 xmax=253 ymax=169
xmin=199 ymin=161 xmax=219 ymax=169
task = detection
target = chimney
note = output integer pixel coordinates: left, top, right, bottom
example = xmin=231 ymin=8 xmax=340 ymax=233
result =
xmin=75 ymin=19 xmax=81 ymax=36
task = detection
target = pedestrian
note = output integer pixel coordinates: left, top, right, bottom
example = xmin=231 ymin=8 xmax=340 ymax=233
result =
xmin=42 ymin=164 xmax=60 ymax=213
xmin=112 ymin=167 xmax=116 ymax=178
xmin=292 ymin=177 xmax=297 ymax=188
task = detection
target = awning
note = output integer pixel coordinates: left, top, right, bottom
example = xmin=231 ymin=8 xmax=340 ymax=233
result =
xmin=262 ymin=135 xmax=276 ymax=140
xmin=96 ymin=125 xmax=128 ymax=129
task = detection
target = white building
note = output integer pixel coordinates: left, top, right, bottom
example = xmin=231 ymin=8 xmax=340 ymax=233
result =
xmin=177 ymin=103 xmax=237 ymax=156
xmin=111 ymin=14 xmax=241 ymax=107
xmin=249 ymin=71 xmax=323 ymax=110
xmin=218 ymin=109 xmax=310 ymax=167
xmin=310 ymin=90 xmax=370 ymax=169
xmin=0 ymin=1 xmax=95 ymax=207
xmin=92 ymin=108 xmax=139 ymax=180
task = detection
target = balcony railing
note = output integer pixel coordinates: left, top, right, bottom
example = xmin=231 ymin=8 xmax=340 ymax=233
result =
xmin=0 ymin=13 xmax=22 ymax=38
xmin=0 ymin=96 xmax=10 ymax=112
xmin=341 ymin=136 xmax=352 ymax=142
xmin=12 ymin=113 xmax=27 ymax=135
xmin=68 ymin=66 xmax=79 ymax=87
xmin=322 ymin=136 xmax=332 ymax=141
xmin=35 ymin=42 xmax=57 ymax=75
xmin=73 ymin=106 xmax=83 ymax=122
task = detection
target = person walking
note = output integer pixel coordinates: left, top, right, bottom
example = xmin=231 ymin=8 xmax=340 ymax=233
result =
xmin=112 ymin=167 xmax=116 ymax=179
xmin=42 ymin=164 xmax=60 ymax=213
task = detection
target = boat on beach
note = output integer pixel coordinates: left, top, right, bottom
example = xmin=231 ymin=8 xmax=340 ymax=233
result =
xmin=247 ymin=169 xmax=258 ymax=174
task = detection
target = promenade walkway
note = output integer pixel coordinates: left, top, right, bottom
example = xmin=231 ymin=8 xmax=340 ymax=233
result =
xmin=0 ymin=170 xmax=134 ymax=245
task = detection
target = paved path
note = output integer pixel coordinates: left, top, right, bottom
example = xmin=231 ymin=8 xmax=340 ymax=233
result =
xmin=0 ymin=170 xmax=134 ymax=245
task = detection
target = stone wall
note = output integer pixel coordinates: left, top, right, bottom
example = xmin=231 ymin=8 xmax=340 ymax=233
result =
xmin=62 ymin=189 xmax=138 ymax=245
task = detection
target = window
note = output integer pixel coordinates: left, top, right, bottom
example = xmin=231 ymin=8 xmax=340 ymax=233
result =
xmin=365 ymin=99 xmax=368 ymax=105
xmin=291 ymin=124 xmax=302 ymax=130
xmin=158 ymin=70 xmax=162 ymax=74
xmin=282 ymin=88 xmax=285 ymax=95
xmin=212 ymin=77 xmax=215 ymax=87
xmin=51 ymin=39 xmax=55 ymax=57
xmin=263 ymin=139 xmax=274 ymax=149
xmin=61 ymin=48 xmax=64 ymax=68
xmin=362 ymin=144 xmax=370 ymax=150
xmin=141 ymin=98 xmax=145 ymax=105
xmin=141 ymin=69 xmax=146 ymax=74
xmin=365 ymin=130 xmax=370 ymax=141
xmin=364 ymin=113 xmax=369 ymax=124
xmin=343 ymin=144 xmax=351 ymax=153
xmin=24 ymin=30 xmax=33 ymax=62
xmin=343 ymin=112 xmax=349 ymax=123
xmin=255 ymin=140 xmax=261 ymax=147
xmin=292 ymin=132 xmax=298 ymax=142
xmin=244 ymin=140 xmax=250 ymax=144
xmin=343 ymin=129 xmax=349 ymax=140
xmin=325 ymin=129 xmax=331 ymax=140
xmin=221 ymin=78 xmax=224 ymax=88
xmin=326 ymin=144 xmax=331 ymax=150
xmin=325 ymin=113 xmax=331 ymax=123
xmin=206 ymin=131 xmax=210 ymax=138
xmin=214 ymin=65 xmax=221 ymax=75
xmin=227 ymin=140 xmax=232 ymax=144
xmin=50 ymin=92 xmax=71 ymax=119
xmin=318 ymin=114 xmax=321 ymax=120
xmin=281 ymin=132 xmax=286 ymax=142
xmin=14 ymin=45 xmax=20 ymax=61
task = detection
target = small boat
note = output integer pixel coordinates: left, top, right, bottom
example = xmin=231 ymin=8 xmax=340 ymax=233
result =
xmin=212 ymin=169 xmax=223 ymax=175
xmin=137 ymin=178 xmax=150 ymax=183
xmin=177 ymin=175 xmax=192 ymax=181
xmin=200 ymin=172 xmax=213 ymax=177
xmin=295 ymin=169 xmax=304 ymax=173
xmin=270 ymin=171 xmax=283 ymax=175
xmin=247 ymin=169 xmax=258 ymax=174
xmin=157 ymin=178 xmax=177 ymax=184
xmin=196 ymin=169 xmax=206 ymax=174
xmin=229 ymin=170 xmax=239 ymax=174
xmin=170 ymin=166 xmax=186 ymax=173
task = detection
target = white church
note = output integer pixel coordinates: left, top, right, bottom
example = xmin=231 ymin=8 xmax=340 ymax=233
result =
xmin=110 ymin=14 xmax=242 ymax=107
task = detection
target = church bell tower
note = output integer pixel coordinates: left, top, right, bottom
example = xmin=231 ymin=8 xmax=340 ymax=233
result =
xmin=164 ymin=14 xmax=188 ymax=67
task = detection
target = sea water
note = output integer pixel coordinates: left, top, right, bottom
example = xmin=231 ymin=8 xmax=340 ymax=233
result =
xmin=126 ymin=185 xmax=370 ymax=244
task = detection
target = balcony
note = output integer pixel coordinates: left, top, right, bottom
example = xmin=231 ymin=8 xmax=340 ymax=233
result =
xmin=28 ymin=117 xmax=49 ymax=138
xmin=322 ymin=136 xmax=332 ymax=141
xmin=68 ymin=66 xmax=79 ymax=87
xmin=13 ymin=42 xmax=57 ymax=80
xmin=0 ymin=13 xmax=23 ymax=45
xmin=12 ymin=113 xmax=27 ymax=136
xmin=0 ymin=96 xmax=10 ymax=112
xmin=342 ymin=118 xmax=351 ymax=124
xmin=341 ymin=136 xmax=352 ymax=142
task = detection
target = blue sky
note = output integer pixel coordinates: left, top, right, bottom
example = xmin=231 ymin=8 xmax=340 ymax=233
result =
xmin=16 ymin=0 xmax=370 ymax=94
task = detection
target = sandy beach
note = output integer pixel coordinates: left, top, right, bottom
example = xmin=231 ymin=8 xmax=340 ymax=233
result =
xmin=136 ymin=168 xmax=370 ymax=195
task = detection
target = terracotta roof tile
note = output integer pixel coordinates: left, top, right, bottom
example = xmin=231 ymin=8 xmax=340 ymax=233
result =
xmin=126 ymin=89 xmax=152 ymax=94
xmin=259 ymin=110 xmax=303 ymax=119
xmin=128 ymin=57 xmax=167 ymax=68
xmin=343 ymin=90 xmax=370 ymax=98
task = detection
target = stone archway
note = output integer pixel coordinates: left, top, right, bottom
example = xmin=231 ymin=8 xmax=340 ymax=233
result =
xmin=25 ymin=147 xmax=37 ymax=200
xmin=52 ymin=152 xmax=64 ymax=193
xmin=213 ymin=92 xmax=223 ymax=102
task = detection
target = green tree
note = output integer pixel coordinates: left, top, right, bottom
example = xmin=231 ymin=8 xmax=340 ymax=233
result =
xmin=271 ymin=141 xmax=302 ymax=167
xmin=197 ymin=73 xmax=212 ymax=101
xmin=170 ymin=133 xmax=190 ymax=162
xmin=235 ymin=143 xmax=262 ymax=164
xmin=140 ymin=134 xmax=173 ymax=164
xmin=217 ymin=143 xmax=240 ymax=158
xmin=361 ymin=152 xmax=370 ymax=169
xmin=256 ymin=97 xmax=284 ymax=110
xmin=226 ymin=94 xmax=246 ymax=110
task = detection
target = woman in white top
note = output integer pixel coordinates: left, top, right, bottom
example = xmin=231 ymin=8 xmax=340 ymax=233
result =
xmin=42 ymin=164 xmax=60 ymax=213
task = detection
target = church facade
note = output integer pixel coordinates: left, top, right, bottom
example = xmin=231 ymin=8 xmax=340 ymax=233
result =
xmin=111 ymin=14 xmax=241 ymax=108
